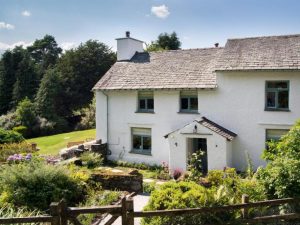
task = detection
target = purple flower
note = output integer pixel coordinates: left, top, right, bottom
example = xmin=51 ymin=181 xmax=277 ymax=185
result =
xmin=25 ymin=154 xmax=32 ymax=161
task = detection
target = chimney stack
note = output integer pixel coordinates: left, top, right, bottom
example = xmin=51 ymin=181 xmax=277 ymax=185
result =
xmin=116 ymin=32 xmax=144 ymax=61
xmin=214 ymin=43 xmax=219 ymax=48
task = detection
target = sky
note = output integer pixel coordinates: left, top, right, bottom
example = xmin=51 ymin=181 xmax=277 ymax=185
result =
xmin=0 ymin=0 xmax=300 ymax=53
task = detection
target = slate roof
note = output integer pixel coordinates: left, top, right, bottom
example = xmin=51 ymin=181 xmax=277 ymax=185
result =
xmin=199 ymin=117 xmax=237 ymax=141
xmin=93 ymin=48 xmax=223 ymax=90
xmin=164 ymin=117 xmax=237 ymax=141
xmin=216 ymin=34 xmax=300 ymax=71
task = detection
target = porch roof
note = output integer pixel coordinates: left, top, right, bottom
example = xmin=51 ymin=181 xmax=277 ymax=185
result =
xmin=164 ymin=117 xmax=237 ymax=141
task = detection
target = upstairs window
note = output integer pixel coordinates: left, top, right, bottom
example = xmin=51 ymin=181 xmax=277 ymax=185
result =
xmin=131 ymin=128 xmax=151 ymax=155
xmin=137 ymin=91 xmax=154 ymax=112
xmin=180 ymin=91 xmax=198 ymax=113
xmin=265 ymin=81 xmax=289 ymax=111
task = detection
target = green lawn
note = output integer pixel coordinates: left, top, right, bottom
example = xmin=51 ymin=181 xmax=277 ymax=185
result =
xmin=27 ymin=129 xmax=96 ymax=155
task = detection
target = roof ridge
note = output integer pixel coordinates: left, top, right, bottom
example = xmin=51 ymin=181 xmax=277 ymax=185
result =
xmin=227 ymin=33 xmax=300 ymax=41
xmin=147 ymin=47 xmax=224 ymax=53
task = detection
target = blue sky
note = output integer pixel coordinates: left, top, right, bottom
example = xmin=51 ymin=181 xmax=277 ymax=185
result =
xmin=0 ymin=0 xmax=299 ymax=52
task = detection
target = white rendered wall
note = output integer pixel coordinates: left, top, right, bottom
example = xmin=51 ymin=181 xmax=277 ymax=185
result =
xmin=116 ymin=38 xmax=144 ymax=61
xmin=95 ymin=71 xmax=300 ymax=171
xmin=95 ymin=91 xmax=108 ymax=143
xmin=168 ymin=121 xmax=231 ymax=172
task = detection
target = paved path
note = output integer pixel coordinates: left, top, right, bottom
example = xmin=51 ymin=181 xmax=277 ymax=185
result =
xmin=100 ymin=193 xmax=150 ymax=225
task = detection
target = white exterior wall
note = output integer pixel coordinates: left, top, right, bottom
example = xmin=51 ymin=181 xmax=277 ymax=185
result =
xmin=116 ymin=38 xmax=144 ymax=61
xmin=96 ymin=91 xmax=108 ymax=143
xmin=96 ymin=71 xmax=300 ymax=171
xmin=168 ymin=121 xmax=231 ymax=172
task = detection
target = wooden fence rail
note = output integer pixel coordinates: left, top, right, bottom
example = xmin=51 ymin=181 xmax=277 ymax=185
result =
xmin=0 ymin=195 xmax=299 ymax=225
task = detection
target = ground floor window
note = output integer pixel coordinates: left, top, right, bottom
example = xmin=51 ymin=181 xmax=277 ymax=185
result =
xmin=266 ymin=129 xmax=289 ymax=142
xmin=131 ymin=128 xmax=151 ymax=155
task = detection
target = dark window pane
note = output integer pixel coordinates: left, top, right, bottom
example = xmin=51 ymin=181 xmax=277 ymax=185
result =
xmin=181 ymin=98 xmax=189 ymax=110
xmin=139 ymin=99 xmax=146 ymax=109
xmin=190 ymin=98 xmax=198 ymax=110
xmin=266 ymin=91 xmax=276 ymax=107
xmin=267 ymin=82 xmax=276 ymax=88
xmin=133 ymin=135 xmax=142 ymax=149
xmin=276 ymin=82 xmax=288 ymax=89
xmin=147 ymin=99 xmax=154 ymax=110
xmin=143 ymin=136 xmax=151 ymax=150
xmin=278 ymin=91 xmax=288 ymax=108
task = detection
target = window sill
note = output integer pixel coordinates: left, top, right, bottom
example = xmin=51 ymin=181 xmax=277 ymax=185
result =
xmin=135 ymin=111 xmax=155 ymax=114
xmin=129 ymin=150 xmax=152 ymax=156
xmin=264 ymin=108 xmax=290 ymax=112
xmin=177 ymin=111 xmax=200 ymax=114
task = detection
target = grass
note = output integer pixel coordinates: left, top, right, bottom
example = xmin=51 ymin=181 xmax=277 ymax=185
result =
xmin=27 ymin=129 xmax=96 ymax=155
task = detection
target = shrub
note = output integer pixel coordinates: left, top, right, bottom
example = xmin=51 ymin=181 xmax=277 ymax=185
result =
xmin=0 ymin=128 xmax=24 ymax=144
xmin=172 ymin=168 xmax=182 ymax=180
xmin=12 ymin=126 xmax=28 ymax=138
xmin=0 ymin=112 xmax=19 ymax=130
xmin=187 ymin=150 xmax=204 ymax=182
xmin=0 ymin=161 xmax=85 ymax=210
xmin=75 ymin=97 xmax=96 ymax=130
xmin=15 ymin=98 xmax=37 ymax=128
xmin=0 ymin=142 xmax=34 ymax=162
xmin=80 ymin=152 xmax=103 ymax=169
xmin=142 ymin=181 xmax=236 ymax=225
xmin=0 ymin=205 xmax=43 ymax=218
xmin=143 ymin=182 xmax=156 ymax=194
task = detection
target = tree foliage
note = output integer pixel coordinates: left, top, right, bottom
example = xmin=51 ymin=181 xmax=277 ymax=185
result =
xmin=146 ymin=32 xmax=181 ymax=51
xmin=57 ymin=40 xmax=116 ymax=114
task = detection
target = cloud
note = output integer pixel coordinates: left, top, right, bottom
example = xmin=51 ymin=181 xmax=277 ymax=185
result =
xmin=0 ymin=41 xmax=32 ymax=51
xmin=60 ymin=42 xmax=77 ymax=51
xmin=22 ymin=10 xmax=31 ymax=17
xmin=151 ymin=5 xmax=170 ymax=19
xmin=0 ymin=22 xmax=15 ymax=30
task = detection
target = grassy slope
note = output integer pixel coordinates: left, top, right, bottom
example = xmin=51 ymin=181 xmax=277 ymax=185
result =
xmin=27 ymin=129 xmax=96 ymax=155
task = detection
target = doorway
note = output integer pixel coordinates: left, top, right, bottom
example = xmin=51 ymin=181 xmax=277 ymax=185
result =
xmin=191 ymin=138 xmax=208 ymax=174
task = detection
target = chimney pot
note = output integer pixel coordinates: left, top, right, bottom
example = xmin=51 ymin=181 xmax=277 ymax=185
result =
xmin=126 ymin=31 xmax=130 ymax=38
xmin=214 ymin=43 xmax=219 ymax=48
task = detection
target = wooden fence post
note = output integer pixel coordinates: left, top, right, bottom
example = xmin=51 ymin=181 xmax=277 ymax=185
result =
xmin=126 ymin=197 xmax=134 ymax=225
xmin=60 ymin=199 xmax=68 ymax=225
xmin=50 ymin=202 xmax=61 ymax=225
xmin=242 ymin=194 xmax=249 ymax=219
xmin=121 ymin=197 xmax=127 ymax=225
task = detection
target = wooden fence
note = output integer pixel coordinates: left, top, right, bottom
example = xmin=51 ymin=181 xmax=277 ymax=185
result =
xmin=0 ymin=195 xmax=300 ymax=225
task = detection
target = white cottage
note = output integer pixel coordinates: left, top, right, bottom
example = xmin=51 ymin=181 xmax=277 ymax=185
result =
xmin=93 ymin=32 xmax=300 ymax=172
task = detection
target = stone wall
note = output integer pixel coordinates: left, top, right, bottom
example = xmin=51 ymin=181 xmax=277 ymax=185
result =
xmin=91 ymin=170 xmax=143 ymax=193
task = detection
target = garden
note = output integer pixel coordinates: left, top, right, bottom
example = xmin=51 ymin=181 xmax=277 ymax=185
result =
xmin=0 ymin=119 xmax=299 ymax=225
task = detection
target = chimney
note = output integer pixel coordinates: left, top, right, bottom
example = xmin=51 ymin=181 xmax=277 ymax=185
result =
xmin=214 ymin=43 xmax=219 ymax=48
xmin=116 ymin=31 xmax=144 ymax=61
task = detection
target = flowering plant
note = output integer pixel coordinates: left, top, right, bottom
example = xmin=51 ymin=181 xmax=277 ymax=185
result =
xmin=7 ymin=153 xmax=32 ymax=163
xmin=172 ymin=168 xmax=183 ymax=180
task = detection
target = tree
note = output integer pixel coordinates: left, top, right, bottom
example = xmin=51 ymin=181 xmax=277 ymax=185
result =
xmin=35 ymin=68 xmax=63 ymax=120
xmin=27 ymin=35 xmax=62 ymax=70
xmin=15 ymin=97 xmax=36 ymax=128
xmin=0 ymin=46 xmax=26 ymax=114
xmin=12 ymin=51 xmax=38 ymax=105
xmin=57 ymin=40 xmax=116 ymax=116
xmin=146 ymin=32 xmax=181 ymax=51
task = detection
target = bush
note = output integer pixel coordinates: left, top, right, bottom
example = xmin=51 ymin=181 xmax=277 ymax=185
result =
xmin=0 ymin=142 xmax=34 ymax=162
xmin=0 ymin=205 xmax=43 ymax=218
xmin=12 ymin=126 xmax=28 ymax=138
xmin=0 ymin=112 xmax=19 ymax=130
xmin=187 ymin=150 xmax=204 ymax=182
xmin=80 ymin=152 xmax=103 ymax=169
xmin=0 ymin=161 xmax=85 ymax=210
xmin=0 ymin=128 xmax=24 ymax=144
xmin=15 ymin=98 xmax=37 ymax=128
xmin=142 ymin=181 xmax=236 ymax=225
xmin=75 ymin=97 xmax=96 ymax=130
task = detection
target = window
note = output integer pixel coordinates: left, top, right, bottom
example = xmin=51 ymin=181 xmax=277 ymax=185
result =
xmin=131 ymin=128 xmax=151 ymax=155
xmin=266 ymin=129 xmax=289 ymax=142
xmin=180 ymin=91 xmax=198 ymax=112
xmin=137 ymin=91 xmax=154 ymax=112
xmin=265 ymin=81 xmax=289 ymax=111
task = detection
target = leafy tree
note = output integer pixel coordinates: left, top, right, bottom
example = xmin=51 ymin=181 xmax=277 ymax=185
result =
xmin=0 ymin=47 xmax=26 ymax=114
xmin=12 ymin=51 xmax=38 ymax=105
xmin=15 ymin=97 xmax=36 ymax=128
xmin=27 ymin=35 xmax=62 ymax=70
xmin=35 ymin=68 xmax=63 ymax=120
xmin=146 ymin=32 xmax=181 ymax=51
xmin=57 ymin=40 xmax=116 ymax=116
xmin=257 ymin=120 xmax=300 ymax=198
